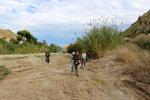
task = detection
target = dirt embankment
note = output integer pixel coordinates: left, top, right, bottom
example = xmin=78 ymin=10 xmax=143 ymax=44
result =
xmin=0 ymin=54 xmax=149 ymax=100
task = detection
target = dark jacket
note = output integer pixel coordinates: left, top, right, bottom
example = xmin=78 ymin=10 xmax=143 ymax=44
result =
xmin=72 ymin=54 xmax=81 ymax=65
xmin=45 ymin=51 xmax=50 ymax=57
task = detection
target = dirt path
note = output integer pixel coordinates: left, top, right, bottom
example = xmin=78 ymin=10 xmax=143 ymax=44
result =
xmin=0 ymin=54 xmax=139 ymax=100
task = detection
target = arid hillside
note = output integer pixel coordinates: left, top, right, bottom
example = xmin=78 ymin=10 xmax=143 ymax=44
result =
xmin=124 ymin=10 xmax=150 ymax=37
xmin=0 ymin=29 xmax=17 ymax=42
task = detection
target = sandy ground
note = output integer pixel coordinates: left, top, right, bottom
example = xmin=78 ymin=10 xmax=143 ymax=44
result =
xmin=0 ymin=53 xmax=148 ymax=100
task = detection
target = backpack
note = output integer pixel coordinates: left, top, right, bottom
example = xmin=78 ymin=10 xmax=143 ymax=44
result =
xmin=74 ymin=59 xmax=79 ymax=65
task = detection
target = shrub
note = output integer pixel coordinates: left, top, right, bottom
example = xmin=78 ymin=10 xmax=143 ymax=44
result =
xmin=10 ymin=39 xmax=19 ymax=45
xmin=67 ymin=42 xmax=83 ymax=53
xmin=0 ymin=65 xmax=11 ymax=80
xmin=6 ymin=44 xmax=16 ymax=54
xmin=0 ymin=38 xmax=7 ymax=44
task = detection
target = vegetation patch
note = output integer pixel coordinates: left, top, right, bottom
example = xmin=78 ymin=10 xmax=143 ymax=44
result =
xmin=67 ymin=17 xmax=124 ymax=58
xmin=91 ymin=78 xmax=107 ymax=86
xmin=2 ymin=56 xmax=28 ymax=60
xmin=0 ymin=65 xmax=11 ymax=80
xmin=0 ymin=30 xmax=62 ymax=55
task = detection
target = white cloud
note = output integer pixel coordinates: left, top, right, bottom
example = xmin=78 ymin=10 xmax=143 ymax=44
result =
xmin=0 ymin=0 xmax=150 ymax=45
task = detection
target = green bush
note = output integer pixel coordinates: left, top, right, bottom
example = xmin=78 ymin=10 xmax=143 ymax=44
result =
xmin=6 ymin=44 xmax=16 ymax=54
xmin=10 ymin=39 xmax=19 ymax=45
xmin=0 ymin=38 xmax=7 ymax=44
xmin=0 ymin=65 xmax=11 ymax=80
xmin=67 ymin=42 xmax=83 ymax=53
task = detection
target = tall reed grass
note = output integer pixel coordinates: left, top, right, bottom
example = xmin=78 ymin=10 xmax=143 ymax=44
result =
xmin=78 ymin=17 xmax=124 ymax=58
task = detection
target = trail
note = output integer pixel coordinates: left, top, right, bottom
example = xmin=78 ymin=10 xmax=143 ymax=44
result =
xmin=0 ymin=54 xmax=141 ymax=100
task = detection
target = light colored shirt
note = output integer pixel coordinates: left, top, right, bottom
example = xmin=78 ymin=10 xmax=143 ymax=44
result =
xmin=82 ymin=53 xmax=86 ymax=59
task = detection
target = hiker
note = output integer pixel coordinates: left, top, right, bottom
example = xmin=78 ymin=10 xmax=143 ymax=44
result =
xmin=71 ymin=51 xmax=75 ymax=72
xmin=72 ymin=51 xmax=81 ymax=77
xmin=45 ymin=50 xmax=50 ymax=63
xmin=81 ymin=51 xmax=86 ymax=67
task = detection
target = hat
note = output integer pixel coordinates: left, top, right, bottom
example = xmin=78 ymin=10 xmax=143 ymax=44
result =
xmin=72 ymin=51 xmax=75 ymax=54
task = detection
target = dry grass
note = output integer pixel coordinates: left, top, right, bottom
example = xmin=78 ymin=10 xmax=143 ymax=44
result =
xmin=133 ymin=34 xmax=150 ymax=41
xmin=104 ymin=43 xmax=150 ymax=82
xmin=113 ymin=44 xmax=150 ymax=77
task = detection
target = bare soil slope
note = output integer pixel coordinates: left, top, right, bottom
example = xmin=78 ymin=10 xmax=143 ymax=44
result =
xmin=0 ymin=54 xmax=149 ymax=100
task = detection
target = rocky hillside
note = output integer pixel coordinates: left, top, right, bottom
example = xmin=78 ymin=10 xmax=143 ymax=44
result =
xmin=0 ymin=29 xmax=17 ymax=42
xmin=124 ymin=10 xmax=150 ymax=38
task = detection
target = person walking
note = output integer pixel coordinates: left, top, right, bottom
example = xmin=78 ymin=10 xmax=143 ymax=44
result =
xmin=45 ymin=50 xmax=50 ymax=63
xmin=81 ymin=51 xmax=86 ymax=67
xmin=72 ymin=51 xmax=81 ymax=77
xmin=71 ymin=51 xmax=75 ymax=72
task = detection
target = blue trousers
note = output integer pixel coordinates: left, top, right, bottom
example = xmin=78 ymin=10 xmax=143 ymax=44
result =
xmin=46 ymin=56 xmax=49 ymax=63
xmin=71 ymin=62 xmax=74 ymax=72
xmin=82 ymin=58 xmax=86 ymax=66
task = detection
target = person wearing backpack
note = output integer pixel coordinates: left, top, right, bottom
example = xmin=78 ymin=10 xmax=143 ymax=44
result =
xmin=72 ymin=51 xmax=81 ymax=77
xmin=45 ymin=50 xmax=50 ymax=63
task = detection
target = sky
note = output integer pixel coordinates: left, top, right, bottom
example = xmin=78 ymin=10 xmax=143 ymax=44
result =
xmin=0 ymin=0 xmax=150 ymax=46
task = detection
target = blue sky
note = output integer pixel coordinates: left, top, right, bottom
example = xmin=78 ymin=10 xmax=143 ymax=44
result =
xmin=0 ymin=0 xmax=150 ymax=46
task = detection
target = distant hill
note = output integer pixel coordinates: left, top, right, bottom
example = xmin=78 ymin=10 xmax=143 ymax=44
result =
xmin=124 ymin=10 xmax=150 ymax=38
xmin=0 ymin=29 xmax=17 ymax=42
xmin=62 ymin=45 xmax=69 ymax=49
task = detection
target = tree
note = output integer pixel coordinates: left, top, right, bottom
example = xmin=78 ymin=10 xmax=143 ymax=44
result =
xmin=17 ymin=36 xmax=23 ymax=41
xmin=43 ymin=40 xmax=48 ymax=46
xmin=17 ymin=30 xmax=38 ymax=45
xmin=32 ymin=37 xmax=38 ymax=45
